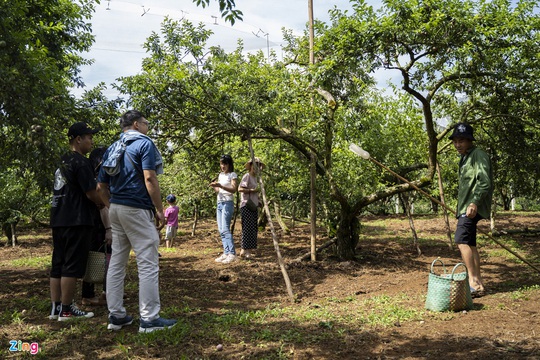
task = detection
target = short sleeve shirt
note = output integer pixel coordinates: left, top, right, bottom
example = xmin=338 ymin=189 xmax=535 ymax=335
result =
xmin=50 ymin=151 xmax=97 ymax=227
xmin=239 ymin=173 xmax=259 ymax=208
xmin=217 ymin=172 xmax=238 ymax=202
xmin=165 ymin=205 xmax=179 ymax=227
xmin=98 ymin=136 xmax=156 ymax=210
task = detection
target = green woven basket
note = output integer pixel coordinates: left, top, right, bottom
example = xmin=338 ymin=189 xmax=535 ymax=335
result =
xmin=425 ymin=259 xmax=473 ymax=312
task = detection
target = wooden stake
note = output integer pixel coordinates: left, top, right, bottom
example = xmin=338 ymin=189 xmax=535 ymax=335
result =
xmin=246 ymin=135 xmax=295 ymax=302
xmin=436 ymin=161 xmax=453 ymax=249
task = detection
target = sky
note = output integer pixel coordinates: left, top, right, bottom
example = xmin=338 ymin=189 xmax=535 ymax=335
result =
xmin=74 ymin=0 xmax=371 ymax=98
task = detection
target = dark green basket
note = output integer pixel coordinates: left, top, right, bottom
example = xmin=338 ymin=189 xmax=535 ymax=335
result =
xmin=425 ymin=259 xmax=473 ymax=312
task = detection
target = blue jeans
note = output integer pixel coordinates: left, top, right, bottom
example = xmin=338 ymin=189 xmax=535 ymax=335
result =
xmin=217 ymin=201 xmax=235 ymax=255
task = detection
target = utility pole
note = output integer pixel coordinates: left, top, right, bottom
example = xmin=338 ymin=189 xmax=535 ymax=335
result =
xmin=265 ymin=32 xmax=269 ymax=59
xmin=308 ymin=0 xmax=314 ymax=65
xmin=308 ymin=0 xmax=316 ymax=261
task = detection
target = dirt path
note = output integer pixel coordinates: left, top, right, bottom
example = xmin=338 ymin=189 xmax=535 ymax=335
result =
xmin=0 ymin=213 xmax=539 ymax=359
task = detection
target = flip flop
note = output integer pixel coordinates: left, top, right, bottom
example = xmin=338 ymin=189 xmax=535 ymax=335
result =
xmin=470 ymin=286 xmax=485 ymax=298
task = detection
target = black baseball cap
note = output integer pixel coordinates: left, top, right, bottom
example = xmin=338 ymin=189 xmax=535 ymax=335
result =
xmin=449 ymin=123 xmax=476 ymax=141
xmin=68 ymin=122 xmax=99 ymax=140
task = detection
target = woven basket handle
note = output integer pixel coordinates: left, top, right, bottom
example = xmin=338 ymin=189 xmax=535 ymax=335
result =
xmin=450 ymin=263 xmax=468 ymax=280
xmin=430 ymin=258 xmax=446 ymax=274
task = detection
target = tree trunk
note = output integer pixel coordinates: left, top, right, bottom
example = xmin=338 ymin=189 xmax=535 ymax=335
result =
xmin=399 ymin=193 xmax=421 ymax=256
xmin=294 ymin=238 xmax=337 ymax=262
xmin=273 ymin=202 xmax=290 ymax=235
xmin=291 ymin=203 xmax=297 ymax=228
xmin=3 ymin=222 xmax=14 ymax=246
xmin=499 ymin=190 xmax=511 ymax=210
xmin=191 ymin=202 xmax=199 ymax=236
xmin=11 ymin=223 xmax=17 ymax=247
xmin=490 ymin=194 xmax=497 ymax=233
xmin=231 ymin=193 xmax=239 ymax=234
xmin=334 ymin=211 xmax=360 ymax=260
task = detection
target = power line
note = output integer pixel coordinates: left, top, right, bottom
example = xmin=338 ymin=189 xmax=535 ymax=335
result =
xmin=95 ymin=0 xmax=282 ymax=49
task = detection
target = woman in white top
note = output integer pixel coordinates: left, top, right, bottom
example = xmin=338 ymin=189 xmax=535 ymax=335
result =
xmin=209 ymin=154 xmax=238 ymax=264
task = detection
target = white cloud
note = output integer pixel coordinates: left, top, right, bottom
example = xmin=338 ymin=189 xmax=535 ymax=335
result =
xmin=74 ymin=1 xmax=384 ymax=98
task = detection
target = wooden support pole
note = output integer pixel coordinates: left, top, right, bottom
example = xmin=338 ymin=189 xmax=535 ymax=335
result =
xmin=436 ymin=162 xmax=453 ymax=249
xmin=247 ymin=135 xmax=295 ymax=302
xmin=310 ymin=151 xmax=317 ymax=261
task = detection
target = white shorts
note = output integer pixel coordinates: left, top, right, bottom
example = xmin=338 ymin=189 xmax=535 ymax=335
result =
xmin=165 ymin=226 xmax=177 ymax=240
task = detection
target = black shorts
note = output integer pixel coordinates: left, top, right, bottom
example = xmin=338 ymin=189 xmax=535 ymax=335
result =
xmin=50 ymin=226 xmax=93 ymax=278
xmin=454 ymin=214 xmax=482 ymax=246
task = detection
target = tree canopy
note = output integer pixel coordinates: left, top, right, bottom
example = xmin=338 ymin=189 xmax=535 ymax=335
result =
xmin=2 ymin=0 xmax=540 ymax=259
xmin=110 ymin=0 xmax=540 ymax=259
xmin=0 ymin=0 xmax=97 ymax=185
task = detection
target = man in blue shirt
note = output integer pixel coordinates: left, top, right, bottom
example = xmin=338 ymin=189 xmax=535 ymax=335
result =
xmin=98 ymin=110 xmax=176 ymax=332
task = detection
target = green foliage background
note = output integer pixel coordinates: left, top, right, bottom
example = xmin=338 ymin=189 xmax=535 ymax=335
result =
xmin=1 ymin=0 xmax=540 ymax=256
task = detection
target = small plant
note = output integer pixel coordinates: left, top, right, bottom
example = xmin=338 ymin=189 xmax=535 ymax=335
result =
xmin=9 ymin=256 xmax=50 ymax=269
xmin=114 ymin=343 xmax=131 ymax=358
xmin=511 ymin=284 xmax=540 ymax=301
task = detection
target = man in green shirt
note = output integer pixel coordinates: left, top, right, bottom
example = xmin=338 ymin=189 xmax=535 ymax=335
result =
xmin=450 ymin=123 xmax=493 ymax=296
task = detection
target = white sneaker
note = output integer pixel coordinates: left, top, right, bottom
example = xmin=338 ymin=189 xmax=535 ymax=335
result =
xmin=215 ymin=253 xmax=227 ymax=263
xmin=221 ymin=254 xmax=237 ymax=264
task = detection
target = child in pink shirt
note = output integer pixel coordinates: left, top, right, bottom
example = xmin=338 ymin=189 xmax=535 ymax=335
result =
xmin=164 ymin=194 xmax=179 ymax=248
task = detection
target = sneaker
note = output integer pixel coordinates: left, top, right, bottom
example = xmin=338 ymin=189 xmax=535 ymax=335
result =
xmin=215 ymin=253 xmax=227 ymax=263
xmin=49 ymin=303 xmax=61 ymax=320
xmin=108 ymin=315 xmax=134 ymax=331
xmin=139 ymin=317 xmax=177 ymax=333
xmin=221 ymin=254 xmax=237 ymax=264
xmin=58 ymin=304 xmax=94 ymax=321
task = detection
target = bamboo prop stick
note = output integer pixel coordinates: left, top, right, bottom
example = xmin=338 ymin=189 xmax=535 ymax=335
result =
xmin=436 ymin=161 xmax=454 ymax=249
xmin=247 ymin=135 xmax=295 ymax=302
xmin=349 ymin=143 xmax=540 ymax=274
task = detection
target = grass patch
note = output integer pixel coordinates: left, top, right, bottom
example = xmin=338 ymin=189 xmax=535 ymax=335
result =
xmin=483 ymin=237 xmax=531 ymax=263
xmin=7 ymin=256 xmax=50 ymax=269
xmin=510 ymin=284 xmax=540 ymax=301
xmin=3 ymin=214 xmax=539 ymax=359
xmin=175 ymin=247 xmax=215 ymax=257
xmin=358 ymin=294 xmax=423 ymax=326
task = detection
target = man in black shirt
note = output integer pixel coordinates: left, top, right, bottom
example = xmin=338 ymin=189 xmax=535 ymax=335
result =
xmin=49 ymin=122 xmax=103 ymax=321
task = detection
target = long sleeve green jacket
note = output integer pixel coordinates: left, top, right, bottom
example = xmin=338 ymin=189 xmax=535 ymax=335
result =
xmin=457 ymin=146 xmax=493 ymax=219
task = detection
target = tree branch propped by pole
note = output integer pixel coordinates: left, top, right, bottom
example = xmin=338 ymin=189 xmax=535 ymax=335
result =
xmin=246 ymin=133 xmax=295 ymax=302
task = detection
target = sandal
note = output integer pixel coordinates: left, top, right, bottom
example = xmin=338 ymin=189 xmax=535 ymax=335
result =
xmin=470 ymin=286 xmax=485 ymax=298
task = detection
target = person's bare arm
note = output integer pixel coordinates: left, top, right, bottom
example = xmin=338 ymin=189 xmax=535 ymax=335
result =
xmin=209 ymin=181 xmax=221 ymax=193
xmin=99 ymin=207 xmax=113 ymax=244
xmin=144 ymin=169 xmax=165 ymax=227
xmin=210 ymin=178 xmax=238 ymax=193
xmin=97 ymin=182 xmax=111 ymax=208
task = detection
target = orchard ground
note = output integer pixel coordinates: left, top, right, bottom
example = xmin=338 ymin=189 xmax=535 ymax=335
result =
xmin=1 ymin=212 xmax=539 ymax=359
